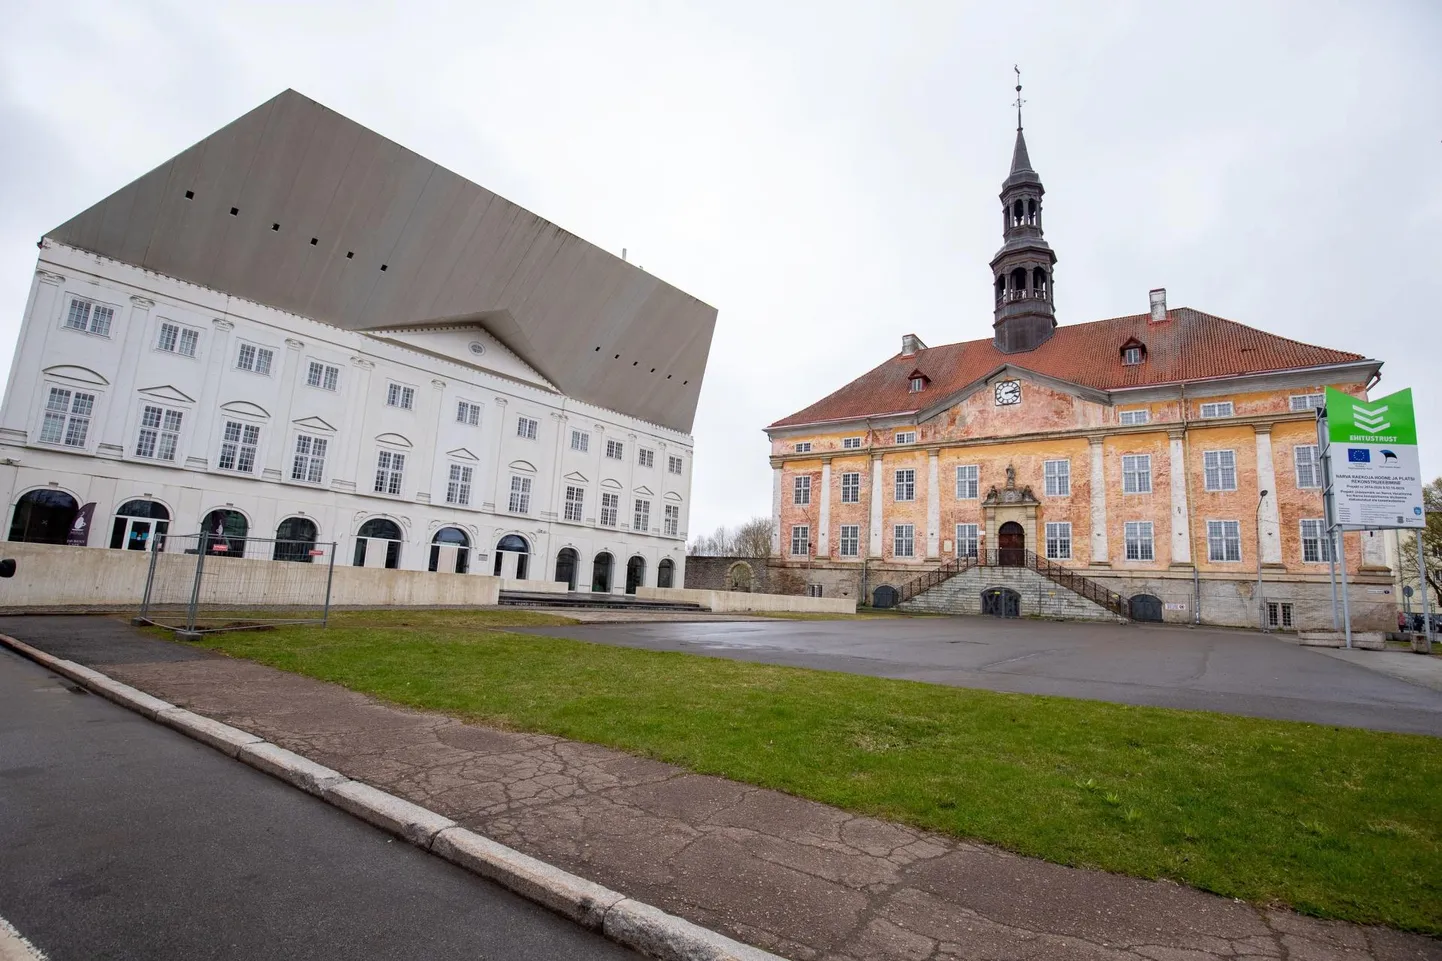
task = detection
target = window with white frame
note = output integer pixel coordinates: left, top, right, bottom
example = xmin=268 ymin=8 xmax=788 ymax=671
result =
xmin=1119 ymin=408 xmax=1150 ymax=425
xmin=1122 ymin=454 xmax=1152 ymax=494
xmin=563 ymin=485 xmax=585 ymax=522
xmin=385 ymin=383 xmax=415 ymax=410
xmin=1206 ymin=520 xmax=1242 ymax=561
xmin=842 ymin=437 xmax=862 ymax=449
xmin=39 ymin=387 xmax=95 ymax=448
xmin=1267 ymin=601 xmax=1294 ymax=630
xmin=512 ymin=416 xmax=537 ymax=440
xmin=794 ymin=474 xmax=811 ymax=505
xmin=374 ymin=450 xmax=406 ymax=495
xmin=893 ymin=523 xmax=915 ymax=558
xmin=895 ymin=431 xmax=916 ymax=445
xmin=134 ymin=404 xmax=182 ymax=461
xmin=1199 ymin=401 xmax=1234 ymax=419
xmin=507 ymin=475 xmax=532 ymax=513
xmin=664 ymin=503 xmax=680 ymax=537
xmin=955 ymin=523 xmax=979 ymax=558
xmin=1045 ymin=522 xmax=1072 ymax=559
xmin=64 ymin=296 xmax=115 ymax=336
xmin=456 ymin=400 xmax=481 ymax=426
xmin=667 ymin=454 xmax=683 ymax=475
xmin=839 ymin=524 xmax=859 ymax=557
xmin=446 ymin=464 xmax=473 ymax=506
xmin=1289 ymin=393 xmax=1325 ymax=413
xmin=156 ymin=321 xmax=199 ymax=357
xmin=570 ymin=429 xmax=589 ymax=453
xmin=605 ymin=438 xmax=623 ymax=459
xmin=1203 ymin=450 xmax=1237 ymax=491
xmin=638 ymin=448 xmax=655 ymax=468
xmin=1294 ymin=445 xmax=1320 ymax=489
xmin=306 ymin=361 xmax=339 ymax=391
xmin=791 ymin=525 xmax=810 ymax=556
xmin=1044 ymin=459 xmax=1070 ymax=496
xmin=1300 ymin=518 xmax=1333 ymax=562
xmin=955 ymin=464 xmax=979 ymax=499
xmin=1122 ymin=346 xmax=1143 ymax=366
xmin=218 ymin=420 xmax=260 ymax=473
xmin=794 ymin=441 xmax=812 ymax=453
xmin=600 ymin=491 xmax=619 ymax=526
xmin=910 ymin=376 xmax=926 ymax=392
xmin=841 ymin=471 xmax=860 ymax=503
xmin=894 ymin=468 xmax=916 ymax=501
xmin=236 ymin=342 xmax=274 ymax=375
xmin=291 ymin=434 xmax=327 ymax=483
xmin=633 ymin=498 xmax=651 ymax=532
xmin=1124 ymin=521 xmax=1154 ymax=561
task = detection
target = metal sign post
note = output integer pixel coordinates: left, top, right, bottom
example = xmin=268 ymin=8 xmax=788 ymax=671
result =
xmin=1420 ymin=532 xmax=1436 ymax=653
xmin=1317 ymin=411 xmax=1341 ymax=631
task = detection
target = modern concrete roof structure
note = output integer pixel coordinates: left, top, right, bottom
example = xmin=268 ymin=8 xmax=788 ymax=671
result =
xmin=44 ymin=89 xmax=717 ymax=433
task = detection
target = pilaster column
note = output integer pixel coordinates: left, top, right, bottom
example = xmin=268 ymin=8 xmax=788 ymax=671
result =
xmin=770 ymin=461 xmax=783 ymax=556
xmin=487 ymin=397 xmax=509 ymax=509
xmin=926 ymin=450 xmax=940 ymax=558
xmin=187 ymin=318 xmax=234 ymax=467
xmin=1254 ymin=426 xmax=1282 ymax=566
xmin=1169 ymin=429 xmax=1192 ymax=566
xmin=1088 ymin=435 xmax=1109 ymax=566
xmin=818 ymin=457 xmax=832 ymax=558
xmin=339 ymin=357 xmax=375 ymax=491
xmin=869 ymin=453 xmax=884 ymax=558
xmin=1 ymin=270 xmax=64 ymax=438
xmin=262 ymin=338 xmax=304 ymax=478
xmin=1362 ymin=530 xmax=1389 ymax=570
xmin=101 ymin=295 xmax=153 ymax=453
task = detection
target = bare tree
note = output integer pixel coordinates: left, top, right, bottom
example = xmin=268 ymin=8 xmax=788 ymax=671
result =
xmin=733 ymin=516 xmax=775 ymax=558
xmin=1399 ymin=477 xmax=1442 ymax=605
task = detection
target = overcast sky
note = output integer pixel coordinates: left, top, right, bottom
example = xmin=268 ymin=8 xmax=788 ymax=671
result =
xmin=1 ymin=0 xmax=1438 ymax=538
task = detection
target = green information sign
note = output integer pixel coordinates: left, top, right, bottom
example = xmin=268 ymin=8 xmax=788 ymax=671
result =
xmin=1324 ymin=387 xmax=1424 ymax=529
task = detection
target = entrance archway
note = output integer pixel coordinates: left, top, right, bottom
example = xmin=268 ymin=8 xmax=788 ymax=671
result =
xmin=8 ymin=490 xmax=79 ymax=544
xmin=1129 ymin=593 xmax=1163 ymax=622
xmin=872 ymin=585 xmax=899 ymax=609
xmin=982 ymin=587 xmax=1021 ymax=617
xmin=273 ymin=516 xmax=318 ymax=562
xmin=493 ymin=534 xmax=529 ymax=579
xmin=111 ymin=499 xmax=170 ymax=552
xmin=657 ymin=558 xmax=675 ymax=589
xmin=998 ymin=521 xmax=1025 ymax=566
xmin=555 ymin=548 xmax=578 ymax=590
xmin=430 ymin=527 xmax=470 ymax=574
xmin=592 ymin=552 xmax=613 ymax=593
xmin=201 ymin=508 xmax=248 ymax=557
xmin=354 ymin=518 xmax=402 ymax=569
xmin=625 ymin=555 xmax=646 ymax=594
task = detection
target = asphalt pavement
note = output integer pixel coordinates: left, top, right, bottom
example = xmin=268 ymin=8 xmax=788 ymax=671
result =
xmin=0 ymin=646 xmax=637 ymax=961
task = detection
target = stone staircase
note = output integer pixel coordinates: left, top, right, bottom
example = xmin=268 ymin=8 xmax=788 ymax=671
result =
xmin=894 ymin=550 xmax=1129 ymax=622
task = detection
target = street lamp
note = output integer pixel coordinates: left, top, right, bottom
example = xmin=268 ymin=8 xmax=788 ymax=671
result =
xmin=1256 ymin=489 xmax=1269 ymax=632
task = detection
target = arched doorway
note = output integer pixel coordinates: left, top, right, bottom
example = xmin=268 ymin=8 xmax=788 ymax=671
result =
xmin=982 ymin=587 xmax=1021 ymax=617
xmin=111 ymin=499 xmax=170 ymax=552
xmin=998 ymin=521 xmax=1025 ymax=566
xmin=493 ymin=534 xmax=529 ymax=579
xmin=657 ymin=558 xmax=675 ymax=589
xmin=429 ymin=527 xmax=470 ymax=574
xmin=555 ymin=548 xmax=578 ymax=590
xmin=625 ymin=555 xmax=646 ymax=594
xmin=201 ymin=508 xmax=248 ymax=557
xmin=8 ymin=490 xmax=79 ymax=544
xmin=1129 ymin=594 xmax=1163 ymax=622
xmin=592 ymin=551 xmax=613 ymax=593
xmin=273 ymin=517 xmax=318 ymax=562
xmin=726 ymin=561 xmax=753 ymax=592
xmin=354 ymin=518 xmax=402 ymax=569
xmin=872 ymin=585 xmax=899 ymax=609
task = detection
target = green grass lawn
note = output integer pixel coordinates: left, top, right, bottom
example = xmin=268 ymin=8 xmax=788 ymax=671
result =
xmin=193 ymin=614 xmax=1442 ymax=933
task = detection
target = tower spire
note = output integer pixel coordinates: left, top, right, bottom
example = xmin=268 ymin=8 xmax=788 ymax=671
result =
xmin=1014 ymin=64 xmax=1024 ymax=131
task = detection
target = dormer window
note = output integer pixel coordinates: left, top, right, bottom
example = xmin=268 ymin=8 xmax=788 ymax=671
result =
xmin=907 ymin=369 xmax=930 ymax=393
xmin=1120 ymin=338 xmax=1146 ymax=366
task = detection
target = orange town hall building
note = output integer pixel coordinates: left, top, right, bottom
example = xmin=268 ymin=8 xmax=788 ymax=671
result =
xmin=764 ymin=116 xmax=1396 ymax=628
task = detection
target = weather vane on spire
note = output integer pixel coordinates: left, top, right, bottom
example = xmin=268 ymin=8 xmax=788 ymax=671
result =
xmin=1013 ymin=64 xmax=1025 ymax=131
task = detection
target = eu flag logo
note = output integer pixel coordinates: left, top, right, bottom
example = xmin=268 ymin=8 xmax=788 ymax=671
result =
xmin=1348 ymin=448 xmax=1370 ymax=463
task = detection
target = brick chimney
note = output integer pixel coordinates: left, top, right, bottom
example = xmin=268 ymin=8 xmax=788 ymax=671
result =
xmin=1148 ymin=288 xmax=1167 ymax=324
xmin=901 ymin=333 xmax=927 ymax=356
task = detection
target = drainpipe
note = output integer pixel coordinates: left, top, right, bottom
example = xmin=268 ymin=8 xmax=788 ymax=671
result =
xmin=1180 ymin=383 xmax=1201 ymax=624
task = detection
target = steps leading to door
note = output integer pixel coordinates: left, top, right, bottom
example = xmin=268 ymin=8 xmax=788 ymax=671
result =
xmin=897 ymin=562 xmax=1126 ymax=622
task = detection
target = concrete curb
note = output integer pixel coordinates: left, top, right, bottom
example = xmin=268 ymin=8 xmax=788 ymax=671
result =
xmin=0 ymin=632 xmax=788 ymax=961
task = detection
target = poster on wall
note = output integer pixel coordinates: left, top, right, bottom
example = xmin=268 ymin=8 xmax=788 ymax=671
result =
xmin=1324 ymin=386 xmax=1424 ymax=529
xmin=66 ymin=502 xmax=96 ymax=547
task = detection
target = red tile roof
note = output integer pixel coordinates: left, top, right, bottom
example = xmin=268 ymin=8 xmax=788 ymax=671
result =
xmin=768 ymin=308 xmax=1370 ymax=430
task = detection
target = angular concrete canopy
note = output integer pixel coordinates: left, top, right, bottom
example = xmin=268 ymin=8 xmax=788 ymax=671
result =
xmin=45 ymin=90 xmax=717 ymax=433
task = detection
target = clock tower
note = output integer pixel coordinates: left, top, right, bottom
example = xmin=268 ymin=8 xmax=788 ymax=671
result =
xmin=989 ymin=72 xmax=1058 ymax=354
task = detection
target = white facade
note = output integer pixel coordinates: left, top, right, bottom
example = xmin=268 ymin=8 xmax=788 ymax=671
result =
xmin=0 ymin=242 xmax=693 ymax=592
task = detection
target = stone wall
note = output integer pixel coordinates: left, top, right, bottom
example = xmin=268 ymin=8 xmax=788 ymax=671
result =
xmin=635 ymin=586 xmax=856 ymax=614
xmin=899 ymin=565 xmax=1124 ymax=621
xmin=683 ymin=556 xmax=813 ymax=596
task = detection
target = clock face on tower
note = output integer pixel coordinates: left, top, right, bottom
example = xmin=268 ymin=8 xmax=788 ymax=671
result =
xmin=994 ymin=380 xmax=1022 ymax=406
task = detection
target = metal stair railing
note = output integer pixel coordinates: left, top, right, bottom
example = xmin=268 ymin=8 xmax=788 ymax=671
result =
xmin=894 ymin=549 xmax=1130 ymax=618
xmin=895 ymin=553 xmax=981 ymax=604
xmin=1021 ymin=550 xmax=1130 ymax=618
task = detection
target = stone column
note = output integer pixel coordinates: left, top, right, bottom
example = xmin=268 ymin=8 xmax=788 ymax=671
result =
xmin=1254 ymin=426 xmax=1283 ymax=566
xmin=868 ymin=453 xmax=884 ymax=558
xmin=187 ymin=318 xmax=234 ymax=467
xmin=926 ymin=450 xmax=940 ymax=558
xmin=1088 ymin=435 xmax=1109 ymax=566
xmin=100 ymin=295 xmax=153 ymax=456
xmin=817 ymin=457 xmax=832 ymax=558
xmin=1169 ymin=429 xmax=1192 ymax=566
xmin=1362 ymin=530 xmax=1389 ymax=570
xmin=770 ymin=461 xmax=783 ymax=556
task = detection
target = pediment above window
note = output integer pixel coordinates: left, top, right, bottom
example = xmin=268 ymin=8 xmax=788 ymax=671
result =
xmin=663 ymin=491 xmax=682 ymax=502
xmin=292 ymin=415 xmax=336 ymax=433
xmin=137 ymin=384 xmax=195 ymax=404
xmin=376 ymin=432 xmax=412 ymax=448
xmin=634 ymin=485 xmax=654 ymax=496
xmin=600 ymin=478 xmax=622 ymax=490
xmin=43 ymin=365 xmax=108 ymax=386
xmin=447 ymin=447 xmax=479 ymax=462
xmin=219 ymin=400 xmax=269 ymax=419
xmin=508 ymin=459 xmax=537 ymax=473
xmin=563 ymin=470 xmax=589 ymax=483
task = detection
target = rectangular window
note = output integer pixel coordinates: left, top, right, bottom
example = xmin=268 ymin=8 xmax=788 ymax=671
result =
xmin=135 ymin=404 xmax=182 ymax=461
xmin=600 ymin=492 xmax=619 ymax=527
xmin=633 ymin=498 xmax=651 ymax=532
xmin=1122 ymin=346 xmax=1143 ymax=365
xmin=839 ymin=524 xmax=859 ymax=557
xmin=1203 ymin=450 xmax=1237 ymax=491
xmin=218 ymin=420 xmax=260 ymax=473
xmin=386 ymin=383 xmax=415 ymax=410
xmin=563 ymin=485 xmax=585 ymax=522
xmin=794 ymin=474 xmax=811 ymax=505
xmin=40 ymin=387 xmax=95 ymax=448
xmin=1199 ymin=401 xmax=1234 ymax=419
xmin=446 ymin=464 xmax=474 ymax=506
xmin=605 ymin=438 xmax=623 ymax=459
xmin=842 ymin=437 xmax=863 ymax=450
xmin=894 ymin=468 xmax=916 ymax=502
xmin=664 ymin=504 xmax=680 ymax=537
xmin=236 ymin=343 xmax=274 ymax=375
xmin=1294 ymin=445 xmax=1320 ymax=489
xmin=1044 ymin=459 xmax=1071 ymax=497
xmin=794 ymin=442 xmax=811 ymax=453
xmin=1267 ymin=601 xmax=1295 ymax=630
xmin=895 ymin=431 xmax=916 ymax=445
xmin=291 ymin=434 xmax=328 ymax=483
xmin=517 ymin=416 xmax=539 ymax=440
xmin=64 ymin=297 xmax=114 ymax=336
xmin=306 ymin=361 xmax=340 ymax=391
xmin=841 ymin=471 xmax=860 ymax=503
xmin=1300 ymin=518 xmax=1333 ymax=563
xmin=668 ymin=454 xmax=683 ymax=475
xmin=893 ymin=524 xmax=915 ymax=558
xmin=156 ymin=322 xmax=198 ymax=357
xmin=791 ymin=525 xmax=810 ymax=557
xmin=955 ymin=464 xmax=979 ymax=499
xmin=1207 ymin=520 xmax=1242 ymax=562
xmin=570 ymin=429 xmax=590 ymax=453
xmin=1290 ymin=393 xmax=1326 ymax=413
xmin=955 ymin=523 xmax=979 ymax=558
xmin=1124 ymin=521 xmax=1155 ymax=561
xmin=374 ymin=450 xmax=405 ymax=495
xmin=1119 ymin=408 xmax=1150 ymax=425
xmin=508 ymin=475 xmax=532 ymax=513
xmin=807 ymin=584 xmax=824 ymax=598
xmin=1122 ymin=454 xmax=1152 ymax=494
xmin=638 ymin=448 xmax=655 ymax=468
xmin=1045 ymin=521 xmax=1072 ymax=560
xmin=456 ymin=400 xmax=481 ymax=426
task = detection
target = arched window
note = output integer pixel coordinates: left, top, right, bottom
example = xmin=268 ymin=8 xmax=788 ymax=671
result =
xmin=1032 ymin=267 xmax=1048 ymax=299
xmin=1026 ymin=198 xmax=1038 ymax=225
xmin=493 ymin=534 xmax=529 ymax=579
xmin=1011 ymin=199 xmax=1024 ymax=227
xmin=625 ymin=555 xmax=646 ymax=595
xmin=110 ymin=499 xmax=170 ymax=552
xmin=274 ymin=516 xmax=318 ymax=563
xmin=994 ymin=275 xmax=1006 ymax=305
xmin=354 ymin=518 xmax=402 ymax=569
xmin=200 ymin=508 xmax=248 ymax=557
xmin=429 ymin=527 xmax=470 ymax=574
xmin=555 ymin=548 xmax=579 ymax=591
xmin=8 ymin=490 xmax=79 ymax=544
xmin=1009 ymin=267 xmax=1027 ymax=298
xmin=592 ymin=551 xmax=613 ymax=593
xmin=657 ymin=558 xmax=675 ymax=589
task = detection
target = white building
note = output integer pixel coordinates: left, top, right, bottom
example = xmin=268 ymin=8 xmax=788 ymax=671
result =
xmin=0 ymin=91 xmax=717 ymax=593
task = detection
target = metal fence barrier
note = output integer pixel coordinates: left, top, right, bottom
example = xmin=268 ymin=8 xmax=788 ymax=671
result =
xmin=137 ymin=532 xmax=337 ymax=638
